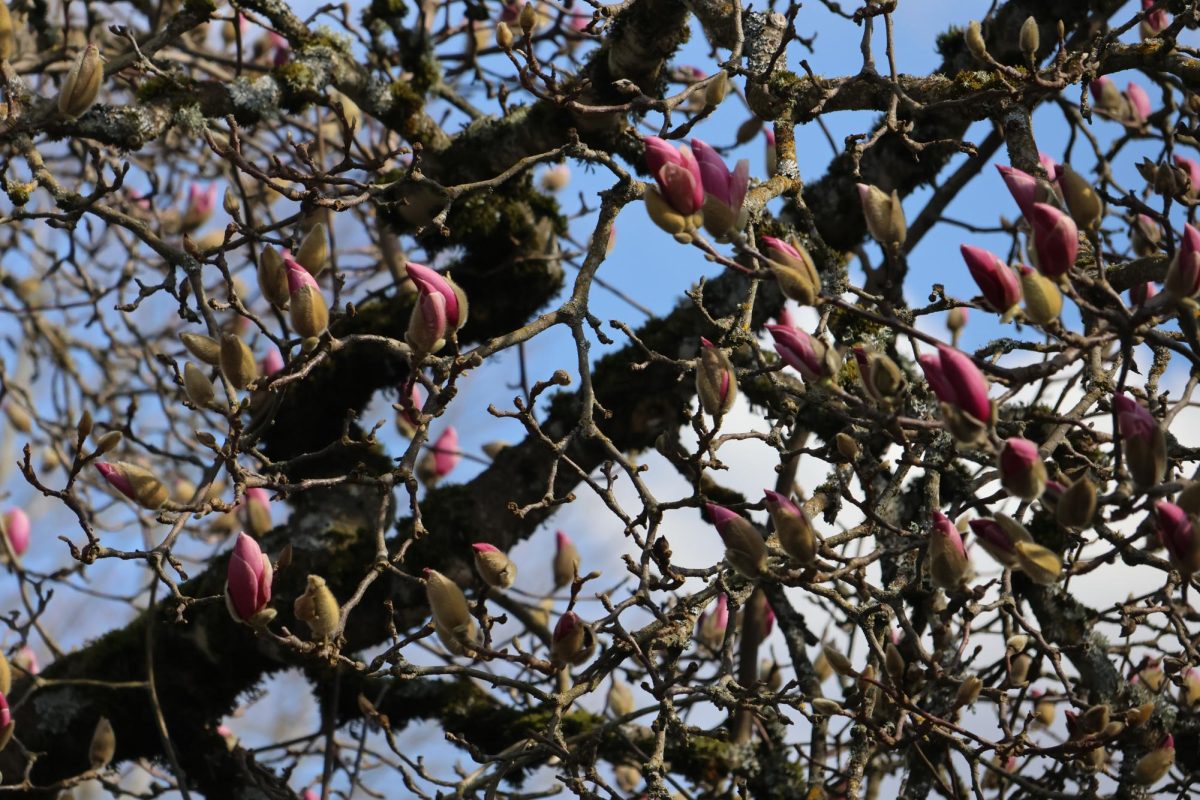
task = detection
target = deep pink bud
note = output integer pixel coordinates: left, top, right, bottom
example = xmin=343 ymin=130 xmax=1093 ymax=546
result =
xmin=1000 ymin=437 xmax=1040 ymax=474
xmin=96 ymin=462 xmax=134 ymax=500
xmin=1089 ymin=75 xmax=1114 ymax=104
xmin=968 ymin=518 xmax=1014 ymax=556
xmin=643 ymin=136 xmax=704 ymax=215
xmin=705 ymin=503 xmax=740 ymax=535
xmin=1114 ymin=393 xmax=1157 ymax=443
xmin=996 ymin=164 xmax=1038 ymax=220
xmin=933 ymin=345 xmax=991 ymax=423
xmin=1168 ymin=223 xmax=1200 ymax=298
xmin=188 ymin=183 xmax=216 ymax=217
xmin=1155 ymin=501 xmax=1194 ymax=565
xmin=1142 ymin=0 xmax=1170 ymax=35
xmin=1039 ymin=152 xmax=1059 ymax=183
xmin=406 ymin=262 xmax=463 ymax=329
xmin=709 ymin=593 xmax=729 ymax=630
xmin=692 ymin=139 xmax=748 ymax=212
xmin=918 ymin=353 xmax=956 ymax=406
xmin=303 ymin=791 xmax=318 ymax=800
xmin=1030 ymin=202 xmax=1079 ymax=278
xmin=472 ymin=542 xmax=500 ymax=553
xmin=431 ymin=427 xmax=460 ymax=478
xmin=2 ymin=508 xmax=29 ymax=556
xmin=226 ymin=532 xmax=272 ymax=622
xmin=766 ymin=324 xmax=828 ymax=382
xmin=763 ymin=488 xmax=801 ymax=517
xmin=269 ymin=31 xmax=289 ymax=66
xmin=283 ymin=253 xmax=319 ymax=295
xmin=761 ymin=598 xmax=775 ymax=637
xmin=554 ymin=610 xmax=580 ymax=640
xmin=1130 ymin=282 xmax=1158 ymax=307
xmin=761 ymin=236 xmax=801 ymax=261
xmin=262 ymin=348 xmax=284 ymax=376
xmin=960 ymin=244 xmax=1022 ymax=313
xmin=933 ymin=512 xmax=966 ymax=560
xmin=1126 ymin=82 xmax=1152 ymax=122
xmin=1000 ymin=437 xmax=1047 ymax=500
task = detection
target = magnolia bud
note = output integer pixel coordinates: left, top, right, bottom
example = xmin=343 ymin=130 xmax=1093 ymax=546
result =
xmin=0 ymin=2 xmax=14 ymax=61
xmin=1133 ymin=736 xmax=1174 ymax=785
xmin=706 ymin=503 xmax=768 ymax=578
xmin=0 ymin=651 xmax=9 ymax=695
xmin=96 ymin=461 xmax=168 ymax=509
xmin=552 ymin=530 xmax=580 ymax=590
xmin=3 ymin=402 xmax=30 ymax=433
xmin=1019 ymin=265 xmax=1063 ymax=325
xmin=811 ymin=697 xmax=842 ymax=716
xmin=518 ymin=2 xmax=536 ymax=35
xmin=1010 ymin=653 xmax=1032 ymax=686
xmin=856 ymin=184 xmax=906 ymax=248
xmin=495 ymin=21 xmax=513 ymax=49
xmin=257 ymin=246 xmax=290 ymax=309
xmin=1013 ymin=540 xmax=1063 ymax=584
xmin=696 ymin=339 xmax=737 ymax=417
xmin=764 ymin=490 xmax=817 ymax=565
xmin=835 ymin=432 xmax=859 ymax=461
xmin=89 ymin=717 xmax=115 ymax=769
xmin=884 ymin=643 xmax=905 ymax=683
xmin=1115 ymin=393 xmax=1166 ymax=490
xmin=180 ymin=332 xmax=222 ymax=365
xmin=929 ymin=511 xmax=969 ymax=590
xmin=219 ymin=333 xmax=258 ymax=390
xmin=183 ymin=362 xmax=216 ymax=408
xmin=242 ymin=488 xmax=272 ymax=537
xmin=947 ymin=306 xmax=968 ymax=335
xmin=644 ymin=187 xmax=696 ymax=242
xmin=77 ymin=409 xmax=93 ymax=441
xmin=285 ymin=255 xmax=329 ymax=338
xmin=293 ymin=575 xmax=340 ymax=641
xmin=423 ymin=568 xmax=476 ymax=655
xmin=295 ymin=222 xmax=328 ymax=276
xmin=608 ymin=676 xmax=634 ymax=717
xmin=1056 ymin=475 xmax=1097 ymax=530
xmin=999 ymin=437 xmax=1047 ymax=500
xmin=614 ymin=765 xmax=641 ymax=793
xmin=550 ymin=610 xmax=595 ymax=666
xmin=1019 ymin=16 xmax=1039 ymax=64
xmin=965 ymin=20 xmax=988 ymax=62
xmin=471 ymin=543 xmax=516 ymax=589
xmin=697 ymin=593 xmax=728 ymax=651
xmin=222 ymin=187 xmax=240 ymax=216
xmin=704 ymin=72 xmax=729 ymax=107
xmin=762 ymin=236 xmax=822 ymax=306
xmin=955 ymin=675 xmax=983 ymax=707
xmin=58 ymin=44 xmax=102 ymax=119
xmin=821 ymin=643 xmax=855 ymax=677
xmin=1035 ymin=697 xmax=1055 ymax=726
xmin=1058 ymin=164 xmax=1104 ymax=232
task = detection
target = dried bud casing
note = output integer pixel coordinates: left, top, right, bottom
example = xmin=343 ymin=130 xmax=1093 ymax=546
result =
xmin=294 ymin=575 xmax=340 ymax=640
xmin=258 ymin=246 xmax=290 ymax=309
xmin=180 ymin=332 xmax=222 ymax=365
xmin=219 ymin=334 xmax=259 ymax=390
xmin=295 ymin=222 xmax=328 ymax=276
xmin=89 ymin=716 xmax=116 ymax=769
xmin=183 ymin=362 xmax=216 ymax=408
xmin=58 ymin=44 xmax=102 ymax=119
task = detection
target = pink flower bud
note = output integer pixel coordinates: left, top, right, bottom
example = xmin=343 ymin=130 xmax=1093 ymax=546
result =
xmin=929 ymin=510 xmax=969 ymax=589
xmin=1039 ymin=152 xmax=1059 ymax=183
xmin=960 ymin=244 xmax=1022 ymax=314
xmin=472 ymin=542 xmax=517 ymax=589
xmin=764 ymin=128 xmax=777 ymax=175
xmin=1090 ymin=75 xmax=1126 ymax=114
xmin=968 ymin=518 xmax=1017 ymax=565
xmin=405 ymin=262 xmax=467 ymax=331
xmin=920 ymin=346 xmax=991 ymax=425
xmin=181 ymin=183 xmax=217 ymax=232
xmin=696 ymin=338 xmax=737 ymax=416
xmin=1030 ymin=203 xmax=1078 ymax=278
xmin=1116 ymin=392 xmax=1167 ymax=489
xmin=551 ymin=610 xmax=595 ymax=666
xmin=96 ymin=461 xmax=169 ymax=509
xmin=225 ymin=532 xmax=273 ymax=623
xmin=1165 ymin=223 xmax=1200 ymax=299
xmin=2 ymin=508 xmax=29 ymax=556
xmin=407 ymin=290 xmax=448 ymax=354
xmin=0 ymin=690 xmax=10 ymax=729
xmin=764 ymin=488 xmax=817 ymax=564
xmin=1154 ymin=501 xmax=1200 ymax=574
xmin=1142 ymin=0 xmax=1170 ymax=36
xmin=692 ymin=139 xmax=748 ymax=236
xmin=1174 ymin=155 xmax=1200 ymax=195
xmin=431 ymin=427 xmax=459 ymax=479
xmin=262 ymin=348 xmax=284 ymax=376
xmin=996 ymin=164 xmax=1038 ymax=220
xmin=1126 ymin=81 xmax=1152 ymax=122
xmin=643 ymin=136 xmax=704 ymax=216
xmin=1130 ymin=282 xmax=1158 ymax=307
xmin=269 ymin=31 xmax=289 ymax=66
xmin=12 ymin=646 xmax=37 ymax=676
xmin=283 ymin=253 xmax=329 ymax=338
xmin=706 ymin=503 xmax=767 ymax=578
xmin=1114 ymin=392 xmax=1158 ymax=442
xmin=999 ymin=437 xmax=1047 ymax=500
xmin=553 ymin=530 xmax=580 ymax=589
xmin=766 ymin=324 xmax=836 ymax=383
xmin=697 ymin=593 xmax=729 ymax=649
xmin=242 ymin=488 xmax=272 ymax=537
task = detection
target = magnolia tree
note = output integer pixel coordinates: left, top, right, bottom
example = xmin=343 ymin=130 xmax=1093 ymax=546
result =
xmin=0 ymin=0 xmax=1199 ymax=797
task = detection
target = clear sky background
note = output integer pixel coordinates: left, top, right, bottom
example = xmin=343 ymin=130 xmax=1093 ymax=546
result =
xmin=1 ymin=0 xmax=1196 ymax=797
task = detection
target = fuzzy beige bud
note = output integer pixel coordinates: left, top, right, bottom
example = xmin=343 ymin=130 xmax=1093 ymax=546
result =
xmin=955 ymin=675 xmax=983 ymax=706
xmin=222 ymin=187 xmax=240 ymax=217
xmin=695 ymin=343 xmax=737 ymax=417
xmin=289 ymin=280 xmax=329 ymax=339
xmin=89 ymin=717 xmax=115 ymax=769
xmin=965 ymin=20 xmax=988 ymax=62
xmin=821 ymin=643 xmax=855 ymax=677
xmin=257 ymin=246 xmax=290 ymax=309
xmin=608 ymin=675 xmax=634 ymax=717
xmin=180 ymin=332 xmax=222 ymax=366
xmin=857 ymin=184 xmax=906 ymax=248
xmin=495 ymin=21 xmax=513 ymax=49
xmin=1019 ymin=267 xmax=1063 ymax=325
xmin=294 ymin=575 xmax=340 ymax=641
xmin=472 ymin=545 xmax=516 ymax=589
xmin=518 ymin=2 xmax=537 ymax=35
xmin=92 ymin=430 xmax=122 ymax=456
xmin=1019 ymin=16 xmax=1039 ymax=64
xmin=183 ymin=362 xmax=216 ymax=408
xmin=219 ymin=333 xmax=258 ymax=390
xmin=1056 ymin=475 xmax=1097 ymax=530
xmin=810 ymin=697 xmax=842 ymax=716
xmin=295 ymin=223 xmax=328 ymax=276
xmin=58 ymin=44 xmax=102 ymax=119
xmin=1013 ymin=540 xmax=1062 ymax=584
xmin=704 ymin=72 xmax=729 ymax=108
xmin=1058 ymin=164 xmax=1104 ymax=231
xmin=3 ymin=402 xmax=30 ymax=433
xmin=424 ymin=568 xmax=477 ymax=654
xmin=0 ymin=652 xmax=9 ymax=695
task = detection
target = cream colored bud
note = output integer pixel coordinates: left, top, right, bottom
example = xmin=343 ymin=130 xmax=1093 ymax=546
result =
xmin=290 ymin=281 xmax=329 ymax=339
xmin=293 ymin=575 xmax=340 ymax=640
xmin=93 ymin=430 xmax=122 ymax=455
xmin=965 ymin=20 xmax=988 ymax=62
xmin=0 ymin=651 xmax=10 ymax=695
xmin=857 ymin=184 xmax=906 ymax=248
xmin=811 ymin=698 xmax=842 ymax=716
xmin=1056 ymin=475 xmax=1097 ymax=530
xmin=472 ymin=545 xmax=517 ymax=589
xmin=295 ymin=223 xmax=328 ymax=276
xmin=180 ymin=332 xmax=222 ymax=366
xmin=1035 ymin=698 xmax=1055 ymax=726
xmin=705 ymin=72 xmax=729 ymax=107
xmin=495 ymin=21 xmax=513 ymax=49
xmin=1058 ymin=164 xmax=1104 ymax=231
xmin=257 ymin=246 xmax=289 ymax=309
xmin=821 ymin=643 xmax=855 ymax=677
xmin=552 ymin=534 xmax=580 ymax=590
xmin=1133 ymin=742 xmax=1175 ymax=786
xmin=1010 ymin=653 xmax=1032 ymax=686
xmin=614 ymin=764 xmax=641 ymax=793
xmin=835 ymin=432 xmax=859 ymax=461
xmin=608 ymin=676 xmax=634 ymax=717
xmin=955 ymin=675 xmax=983 ymax=706
xmin=1079 ymin=704 xmax=1110 ymax=735
xmin=482 ymin=441 xmax=509 ymax=459
xmin=183 ymin=362 xmax=216 ymax=408
xmin=58 ymin=44 xmax=103 ymax=119
xmin=89 ymin=717 xmax=115 ymax=769
xmin=518 ymin=2 xmax=537 ymax=34
xmin=424 ymin=568 xmax=474 ymax=652
xmin=1019 ymin=267 xmax=1063 ymax=325
xmin=222 ymin=187 xmax=240 ymax=217
xmin=1006 ymin=634 xmax=1029 ymax=652
xmin=3 ymin=402 xmax=30 ymax=433
xmin=219 ymin=334 xmax=258 ymax=390
xmin=1013 ymin=540 xmax=1062 ymax=584
xmin=1019 ymin=16 xmax=1039 ymax=64
xmin=696 ymin=344 xmax=737 ymax=417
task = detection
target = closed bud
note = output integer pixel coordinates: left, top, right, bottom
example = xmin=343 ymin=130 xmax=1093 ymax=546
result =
xmin=183 ymin=362 xmax=216 ymax=408
xmin=704 ymin=72 xmax=729 ymax=107
xmin=1019 ymin=16 xmax=1039 ymax=64
xmin=1125 ymin=701 xmax=1155 ymax=727
xmin=257 ymin=246 xmax=290 ymax=309
xmin=539 ymin=164 xmax=570 ymax=193
xmin=58 ymin=44 xmax=102 ymax=119
xmin=1035 ymin=697 xmax=1056 ymax=726
xmin=225 ymin=532 xmax=274 ymax=624
xmin=947 ymin=306 xmax=968 ymax=335
xmin=295 ymin=222 xmax=328 ymax=276
xmin=1181 ymin=668 xmax=1200 ymax=707
xmin=811 ymin=697 xmax=842 ymax=716
xmin=77 ymin=409 xmax=93 ymax=441
xmin=471 ymin=543 xmax=516 ymax=589
xmin=1115 ymin=393 xmax=1166 ymax=490
xmin=696 ymin=339 xmax=737 ymax=417
xmin=93 ymin=430 xmax=122 ymax=455
xmin=1133 ymin=736 xmax=1174 ymax=786
xmin=1010 ymin=653 xmax=1032 ymax=686
xmin=1090 ymin=76 xmax=1127 ymax=116
xmin=1058 ymin=164 xmax=1104 ymax=232
xmin=284 ymin=254 xmax=329 ymax=338
xmin=764 ymin=489 xmax=817 ymax=565
xmin=89 ymin=717 xmax=115 ymax=769
xmin=821 ymin=643 xmax=855 ymax=677
xmin=550 ymin=610 xmax=595 ymax=666
xmin=929 ymin=511 xmax=969 ymax=590
xmin=706 ymin=503 xmax=768 ymax=578
xmin=644 ymin=187 xmax=695 ymax=241
xmin=762 ymin=236 xmax=821 ymax=305
xmin=608 ymin=676 xmax=634 ymax=717
xmin=1079 ymin=704 xmax=1110 ymax=735
xmin=219 ymin=333 xmax=258 ymax=390
xmin=1007 ymin=634 xmax=1029 ymax=652
xmin=1164 ymin=223 xmax=1200 ymax=300
xmin=835 ymin=432 xmax=859 ymax=461
xmin=763 ymin=658 xmax=783 ymax=691
xmin=999 ymin=437 xmax=1047 ymax=500
xmin=3 ymin=402 xmax=30 ymax=433
xmin=1131 ymin=214 xmax=1162 ymax=257
xmin=0 ymin=1 xmax=14 ymax=61
xmin=884 ymin=643 xmax=905 ymax=683
xmin=495 ymin=21 xmax=513 ymax=49
xmin=96 ymin=461 xmax=168 ymax=509
xmin=222 ymin=187 xmax=240 ymax=216
xmin=1056 ymin=475 xmax=1097 ymax=530
xmin=767 ymin=324 xmax=840 ymax=384
xmin=965 ymin=20 xmax=988 ymax=62
xmin=552 ymin=530 xmax=580 ymax=589
xmin=614 ymin=764 xmax=640 ymax=792
xmin=955 ymin=675 xmax=983 ymax=706
xmin=0 ymin=652 xmax=8 ymax=696
xmin=852 ymin=345 xmax=906 ymax=408
xmin=856 ymin=184 xmax=906 ymax=248
xmin=294 ymin=575 xmax=340 ymax=641
xmin=969 ymin=516 xmax=1024 ymax=567
xmin=1030 ymin=203 xmax=1079 ymax=279
xmin=1018 ymin=265 xmax=1063 ymax=325
xmin=180 ymin=332 xmax=222 ymax=365
xmin=1153 ymin=501 xmax=1200 ymax=575
xmin=1178 ymin=481 xmax=1200 ymax=515
xmin=242 ymin=488 xmax=272 ymax=537
xmin=697 ymin=593 xmax=729 ymax=650
xmin=519 ymin=2 xmax=538 ymax=34
xmin=735 ymin=117 xmax=763 ymax=146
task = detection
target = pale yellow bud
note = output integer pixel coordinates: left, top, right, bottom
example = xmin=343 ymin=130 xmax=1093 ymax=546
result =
xmin=289 ymin=283 xmax=329 ymax=339
xmin=965 ymin=20 xmax=988 ymax=62
xmin=258 ymin=246 xmax=290 ymax=309
xmin=295 ymin=222 xmax=328 ymax=276
xmin=424 ymin=568 xmax=475 ymax=654
xmin=0 ymin=651 xmax=10 ymax=695
xmin=92 ymin=430 xmax=122 ymax=456
xmin=608 ymin=676 xmax=634 ymax=717
xmin=472 ymin=546 xmax=517 ymax=589
xmin=58 ymin=44 xmax=103 ymax=119
xmin=219 ymin=334 xmax=258 ymax=390
xmin=1019 ymin=267 xmax=1063 ymax=325
xmin=1013 ymin=540 xmax=1062 ymax=584
xmin=293 ymin=575 xmax=340 ymax=640
xmin=955 ymin=675 xmax=983 ymax=706
xmin=0 ymin=2 xmax=15 ymax=61
xmin=89 ymin=717 xmax=115 ymax=769
xmin=705 ymin=72 xmax=729 ymax=108
xmin=3 ymin=402 xmax=30 ymax=433
xmin=495 ymin=21 xmax=513 ymax=50
xmin=1019 ymin=16 xmax=1039 ymax=64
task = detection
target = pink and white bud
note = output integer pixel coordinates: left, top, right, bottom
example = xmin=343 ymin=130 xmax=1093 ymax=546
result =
xmin=697 ymin=593 xmax=728 ymax=650
xmin=1130 ymin=282 xmax=1158 ymax=307
xmin=552 ymin=530 xmax=580 ymax=589
xmin=764 ymin=489 xmax=816 ymax=565
xmin=225 ymin=532 xmax=274 ymax=624
xmin=407 ymin=289 xmax=448 ymax=354
xmin=431 ymin=427 xmax=460 ymax=479
xmin=1174 ymin=155 xmax=1200 ymax=197
xmin=1164 ymin=223 xmax=1200 ymax=299
xmin=696 ymin=338 xmax=737 ymax=417
xmin=96 ymin=461 xmax=169 ymax=509
xmin=999 ymin=437 xmax=1048 ymax=500
xmin=262 ymin=348 xmax=284 ymax=376
xmin=1115 ymin=393 xmax=1167 ymax=489
xmin=1090 ymin=76 xmax=1127 ymax=115
xmin=706 ymin=503 xmax=767 ymax=578
xmin=11 ymin=646 xmax=37 ymax=676
xmin=968 ymin=518 xmax=1018 ymax=566
xmin=762 ymin=235 xmax=821 ymax=305
xmin=405 ymin=262 xmax=468 ymax=332
xmin=1 ymin=508 xmax=29 ymax=556
xmin=1126 ymin=82 xmax=1152 ymax=123
xmin=1030 ymin=202 xmax=1079 ymax=278
xmin=1141 ymin=0 xmax=1170 ymax=37
xmin=283 ymin=253 xmax=329 ymax=338
xmin=960 ymin=244 xmax=1022 ymax=315
xmin=472 ymin=543 xmax=517 ymax=589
